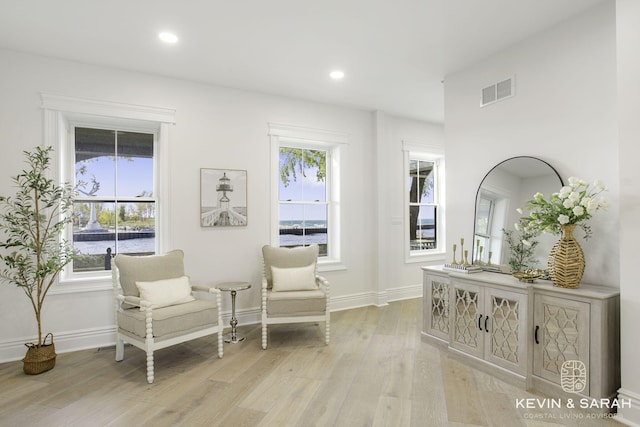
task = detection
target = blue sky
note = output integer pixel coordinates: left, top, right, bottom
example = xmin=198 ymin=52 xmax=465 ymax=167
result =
xmin=76 ymin=156 xmax=153 ymax=197
xmin=279 ymin=155 xmax=327 ymax=222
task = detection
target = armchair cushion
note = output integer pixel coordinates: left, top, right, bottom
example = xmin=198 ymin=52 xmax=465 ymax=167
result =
xmin=117 ymin=299 xmax=219 ymax=340
xmin=271 ymin=264 xmax=317 ymax=292
xmin=135 ymin=276 xmax=195 ymax=311
xmin=115 ymin=250 xmax=185 ymax=308
xmin=262 ymin=244 xmax=319 ymax=289
xmin=266 ymin=288 xmax=326 ymax=317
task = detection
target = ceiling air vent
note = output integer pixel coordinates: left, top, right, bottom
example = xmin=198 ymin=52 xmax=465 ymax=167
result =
xmin=481 ymin=77 xmax=514 ymax=107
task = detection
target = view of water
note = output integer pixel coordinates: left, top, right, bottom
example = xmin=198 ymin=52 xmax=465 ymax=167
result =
xmin=279 ymin=220 xmax=327 ymax=247
xmin=280 ymin=233 xmax=327 ymax=246
xmin=280 ymin=220 xmax=327 ymax=228
xmin=74 ymin=238 xmax=155 ymax=255
xmin=74 ymin=218 xmax=429 ymax=253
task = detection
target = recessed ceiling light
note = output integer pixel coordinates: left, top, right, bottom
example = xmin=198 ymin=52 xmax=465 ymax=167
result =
xmin=329 ymin=70 xmax=345 ymax=80
xmin=158 ymin=32 xmax=178 ymax=44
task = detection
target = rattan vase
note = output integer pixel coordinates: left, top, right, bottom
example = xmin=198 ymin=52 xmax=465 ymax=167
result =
xmin=547 ymin=224 xmax=585 ymax=288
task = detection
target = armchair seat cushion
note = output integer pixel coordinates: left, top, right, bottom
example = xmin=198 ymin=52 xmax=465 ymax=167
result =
xmin=117 ymin=299 xmax=219 ymax=340
xmin=266 ymin=288 xmax=326 ymax=317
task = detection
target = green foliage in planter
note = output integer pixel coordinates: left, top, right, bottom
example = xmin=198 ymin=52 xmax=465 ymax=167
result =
xmin=0 ymin=146 xmax=74 ymax=347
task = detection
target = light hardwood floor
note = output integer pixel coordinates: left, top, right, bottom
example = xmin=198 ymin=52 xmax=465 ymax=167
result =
xmin=0 ymin=299 xmax=622 ymax=427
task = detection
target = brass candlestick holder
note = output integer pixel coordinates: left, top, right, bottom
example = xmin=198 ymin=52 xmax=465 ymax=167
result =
xmin=445 ymin=237 xmax=482 ymax=273
xmin=474 ymin=238 xmax=484 ymax=265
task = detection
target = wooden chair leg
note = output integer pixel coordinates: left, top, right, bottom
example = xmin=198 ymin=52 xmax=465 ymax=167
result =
xmin=115 ymin=335 xmax=125 ymax=361
xmin=262 ymin=323 xmax=267 ymax=350
xmin=325 ymin=320 xmax=330 ymax=344
xmin=146 ymin=351 xmax=154 ymax=384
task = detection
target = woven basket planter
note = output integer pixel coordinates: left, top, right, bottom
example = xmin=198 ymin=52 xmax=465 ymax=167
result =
xmin=547 ymin=224 xmax=585 ymax=288
xmin=22 ymin=333 xmax=56 ymax=375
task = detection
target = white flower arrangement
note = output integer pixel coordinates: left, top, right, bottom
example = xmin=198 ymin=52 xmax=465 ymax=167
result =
xmin=522 ymin=177 xmax=608 ymax=238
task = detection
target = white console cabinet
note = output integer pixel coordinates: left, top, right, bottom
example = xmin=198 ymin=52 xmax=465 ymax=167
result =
xmin=422 ymin=266 xmax=620 ymax=400
xmin=450 ymin=277 xmax=528 ymax=376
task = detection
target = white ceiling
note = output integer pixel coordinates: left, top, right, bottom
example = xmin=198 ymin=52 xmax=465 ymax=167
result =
xmin=0 ymin=0 xmax=605 ymax=123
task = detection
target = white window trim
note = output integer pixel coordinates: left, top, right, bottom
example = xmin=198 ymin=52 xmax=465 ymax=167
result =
xmin=402 ymin=141 xmax=446 ymax=264
xmin=41 ymin=94 xmax=175 ymax=293
xmin=268 ymin=123 xmax=346 ymax=271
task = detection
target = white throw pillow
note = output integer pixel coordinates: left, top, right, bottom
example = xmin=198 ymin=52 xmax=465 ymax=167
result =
xmin=271 ymin=263 xmax=317 ymax=292
xmin=135 ymin=276 xmax=195 ymax=310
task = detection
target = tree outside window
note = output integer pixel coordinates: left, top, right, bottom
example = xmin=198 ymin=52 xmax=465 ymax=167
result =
xmin=278 ymin=147 xmax=328 ymax=256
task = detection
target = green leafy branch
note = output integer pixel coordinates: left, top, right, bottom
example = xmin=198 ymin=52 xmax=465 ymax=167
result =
xmin=0 ymin=146 xmax=75 ymax=346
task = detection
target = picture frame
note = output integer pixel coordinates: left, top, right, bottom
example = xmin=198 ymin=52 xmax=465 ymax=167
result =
xmin=200 ymin=168 xmax=247 ymax=227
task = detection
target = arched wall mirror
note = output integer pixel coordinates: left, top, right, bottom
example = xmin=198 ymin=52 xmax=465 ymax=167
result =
xmin=473 ymin=156 xmax=563 ymax=272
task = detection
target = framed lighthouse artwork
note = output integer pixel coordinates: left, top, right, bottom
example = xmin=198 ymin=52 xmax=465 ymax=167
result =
xmin=200 ymin=168 xmax=248 ymax=227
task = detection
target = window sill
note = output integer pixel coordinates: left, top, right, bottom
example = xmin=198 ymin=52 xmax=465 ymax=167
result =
xmin=318 ymin=259 xmax=347 ymax=272
xmin=53 ymin=274 xmax=113 ymax=294
xmin=405 ymin=251 xmax=447 ymax=264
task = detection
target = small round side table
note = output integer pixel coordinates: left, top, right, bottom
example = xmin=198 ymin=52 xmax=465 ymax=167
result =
xmin=217 ymin=282 xmax=251 ymax=344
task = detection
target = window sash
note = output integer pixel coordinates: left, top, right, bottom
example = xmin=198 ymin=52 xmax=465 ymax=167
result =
xmin=409 ymin=160 xmax=439 ymax=254
xmin=69 ymin=122 xmax=158 ymax=276
xmin=278 ymin=147 xmax=330 ymax=257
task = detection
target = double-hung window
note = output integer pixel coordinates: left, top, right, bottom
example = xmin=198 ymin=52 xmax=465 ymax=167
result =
xmin=474 ymin=188 xmax=508 ymax=265
xmin=269 ymin=123 xmax=345 ymax=267
xmin=404 ymin=144 xmax=444 ymax=261
xmin=42 ymin=94 xmax=175 ymax=286
xmin=474 ymin=195 xmax=494 ymax=263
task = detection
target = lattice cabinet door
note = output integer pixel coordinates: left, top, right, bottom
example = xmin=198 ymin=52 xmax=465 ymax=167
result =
xmin=484 ymin=288 xmax=528 ymax=375
xmin=450 ymin=281 xmax=483 ymax=359
xmin=533 ymin=294 xmax=590 ymax=394
xmin=424 ymin=273 xmax=451 ymax=342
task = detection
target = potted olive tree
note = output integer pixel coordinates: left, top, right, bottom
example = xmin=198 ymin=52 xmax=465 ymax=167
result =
xmin=0 ymin=146 xmax=74 ymax=374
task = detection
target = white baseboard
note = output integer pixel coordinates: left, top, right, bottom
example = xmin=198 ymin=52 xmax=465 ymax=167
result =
xmin=0 ymin=286 xmax=423 ymax=363
xmin=330 ymin=283 xmax=422 ymax=311
xmin=0 ymin=326 xmax=117 ymax=363
xmin=386 ymin=283 xmax=422 ymax=303
xmin=616 ymin=388 xmax=640 ymax=427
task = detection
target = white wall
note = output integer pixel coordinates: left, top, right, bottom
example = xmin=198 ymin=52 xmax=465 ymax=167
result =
xmin=0 ymin=49 xmax=441 ymax=360
xmin=373 ymin=112 xmax=446 ymax=305
xmin=444 ymin=1 xmax=619 ymax=287
xmin=446 ymin=1 xmax=640 ymax=422
xmin=616 ymin=0 xmax=640 ymax=424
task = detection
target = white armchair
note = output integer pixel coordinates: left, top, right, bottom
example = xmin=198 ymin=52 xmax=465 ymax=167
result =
xmin=261 ymin=244 xmax=330 ymax=349
xmin=112 ymin=250 xmax=223 ymax=383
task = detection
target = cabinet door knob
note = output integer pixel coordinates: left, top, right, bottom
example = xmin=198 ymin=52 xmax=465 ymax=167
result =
xmin=478 ymin=314 xmax=483 ymax=330
xmin=535 ymin=325 xmax=539 ymax=344
xmin=485 ymin=315 xmax=489 ymax=332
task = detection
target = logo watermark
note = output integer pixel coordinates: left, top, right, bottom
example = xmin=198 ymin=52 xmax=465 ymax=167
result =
xmin=561 ymin=360 xmax=587 ymax=393
xmin=515 ymin=360 xmax=631 ymax=420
